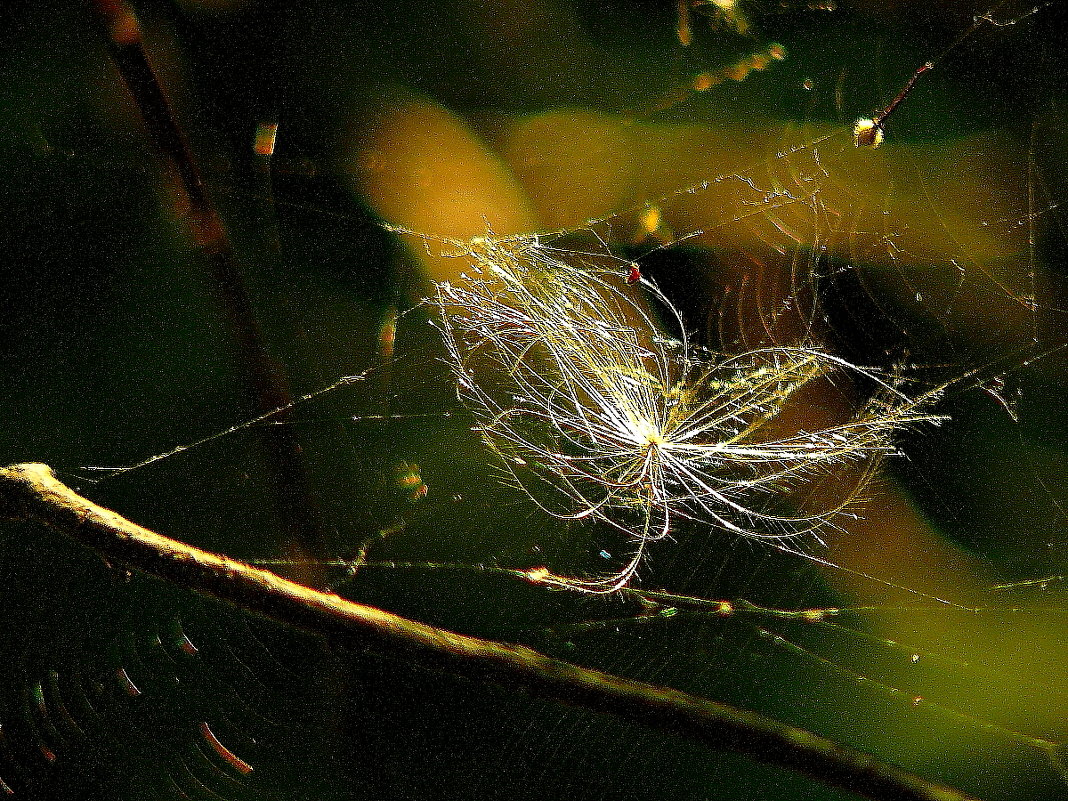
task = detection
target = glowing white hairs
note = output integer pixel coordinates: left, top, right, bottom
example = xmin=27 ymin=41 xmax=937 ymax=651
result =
xmin=423 ymin=231 xmax=941 ymax=592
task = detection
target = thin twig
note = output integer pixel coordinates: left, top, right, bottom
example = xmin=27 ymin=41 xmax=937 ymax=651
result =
xmin=0 ymin=463 xmax=981 ymax=801
xmin=87 ymin=0 xmax=325 ymax=564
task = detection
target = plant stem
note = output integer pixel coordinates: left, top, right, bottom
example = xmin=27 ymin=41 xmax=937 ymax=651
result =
xmin=0 ymin=462 xmax=979 ymax=801
xmin=87 ymin=0 xmax=325 ymax=567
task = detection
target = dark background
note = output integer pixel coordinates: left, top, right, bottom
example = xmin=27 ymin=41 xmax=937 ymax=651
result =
xmin=2 ymin=1 xmax=1068 ymax=799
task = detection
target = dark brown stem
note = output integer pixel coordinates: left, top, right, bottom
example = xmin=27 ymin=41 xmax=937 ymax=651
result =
xmin=873 ymin=62 xmax=934 ymax=128
xmin=87 ymin=0 xmax=324 ymax=565
xmin=0 ymin=463 xmax=981 ymax=801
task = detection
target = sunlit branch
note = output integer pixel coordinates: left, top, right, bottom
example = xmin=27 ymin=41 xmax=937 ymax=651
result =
xmin=0 ymin=462 xmax=981 ymax=801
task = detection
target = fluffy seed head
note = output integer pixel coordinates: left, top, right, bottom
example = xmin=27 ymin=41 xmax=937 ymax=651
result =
xmin=425 ymin=231 xmax=941 ymax=592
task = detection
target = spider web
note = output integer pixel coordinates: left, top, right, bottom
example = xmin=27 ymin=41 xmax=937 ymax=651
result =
xmin=2 ymin=0 xmax=1068 ymax=799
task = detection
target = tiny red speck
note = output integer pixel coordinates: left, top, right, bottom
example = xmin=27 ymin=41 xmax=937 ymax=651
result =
xmin=626 ymin=264 xmax=641 ymax=285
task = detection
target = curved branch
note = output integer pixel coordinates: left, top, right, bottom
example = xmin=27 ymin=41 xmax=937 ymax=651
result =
xmin=0 ymin=463 xmax=979 ymax=801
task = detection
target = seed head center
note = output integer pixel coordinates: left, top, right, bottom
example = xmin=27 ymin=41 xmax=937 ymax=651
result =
xmin=634 ymin=419 xmax=667 ymax=448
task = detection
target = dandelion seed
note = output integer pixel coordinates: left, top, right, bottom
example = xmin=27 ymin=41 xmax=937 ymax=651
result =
xmin=854 ymin=61 xmax=933 ymax=149
xmin=393 ymin=225 xmax=943 ymax=593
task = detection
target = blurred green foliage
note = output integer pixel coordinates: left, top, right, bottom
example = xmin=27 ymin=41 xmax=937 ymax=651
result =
xmin=1 ymin=1 xmax=1068 ymax=799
